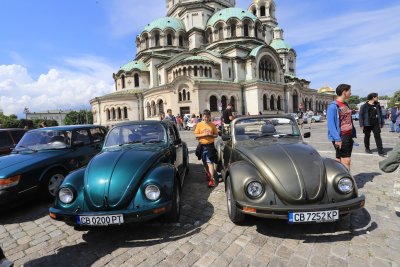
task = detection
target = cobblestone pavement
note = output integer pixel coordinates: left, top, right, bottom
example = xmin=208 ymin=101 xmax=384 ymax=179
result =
xmin=1 ymin=122 xmax=399 ymax=267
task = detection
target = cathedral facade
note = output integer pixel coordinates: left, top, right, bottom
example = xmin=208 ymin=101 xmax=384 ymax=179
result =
xmin=90 ymin=0 xmax=334 ymax=127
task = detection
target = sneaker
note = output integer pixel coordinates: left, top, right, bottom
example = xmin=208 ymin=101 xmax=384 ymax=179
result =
xmin=208 ymin=178 xmax=215 ymax=187
xmin=365 ymin=148 xmax=372 ymax=154
xmin=0 ymin=259 xmax=13 ymax=267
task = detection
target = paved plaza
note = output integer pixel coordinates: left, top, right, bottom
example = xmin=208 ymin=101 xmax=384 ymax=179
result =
xmin=1 ymin=121 xmax=399 ymax=267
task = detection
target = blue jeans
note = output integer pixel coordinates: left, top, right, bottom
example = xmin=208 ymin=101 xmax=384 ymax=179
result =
xmin=390 ymin=121 xmax=396 ymax=131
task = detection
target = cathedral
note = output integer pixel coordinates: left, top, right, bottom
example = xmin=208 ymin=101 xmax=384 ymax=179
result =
xmin=90 ymin=0 xmax=334 ymax=127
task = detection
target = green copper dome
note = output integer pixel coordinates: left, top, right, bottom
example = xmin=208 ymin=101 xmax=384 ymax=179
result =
xmin=143 ymin=17 xmax=186 ymax=33
xmin=120 ymin=61 xmax=149 ymax=72
xmin=207 ymin=8 xmax=257 ymax=27
xmin=270 ymin=39 xmax=292 ymax=50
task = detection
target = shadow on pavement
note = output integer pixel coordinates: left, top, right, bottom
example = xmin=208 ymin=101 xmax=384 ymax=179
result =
xmin=249 ymin=208 xmax=376 ymax=243
xmin=353 ymin=172 xmax=381 ymax=189
xmin=25 ymin=162 xmax=215 ymax=267
xmin=0 ymin=200 xmax=51 ymax=224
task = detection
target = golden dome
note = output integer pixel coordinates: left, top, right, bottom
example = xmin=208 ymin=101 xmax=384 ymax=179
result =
xmin=318 ymin=85 xmax=335 ymax=94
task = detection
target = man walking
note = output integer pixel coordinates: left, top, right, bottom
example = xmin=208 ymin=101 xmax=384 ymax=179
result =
xmin=359 ymin=93 xmax=386 ymax=156
xmin=222 ymin=103 xmax=235 ymax=133
xmin=327 ymin=84 xmax=356 ymax=171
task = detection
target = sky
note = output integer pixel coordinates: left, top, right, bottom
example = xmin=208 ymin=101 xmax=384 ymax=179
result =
xmin=1 ymin=0 xmax=399 ymax=118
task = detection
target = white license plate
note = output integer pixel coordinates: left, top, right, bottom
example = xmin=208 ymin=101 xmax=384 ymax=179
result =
xmin=288 ymin=210 xmax=339 ymax=223
xmin=77 ymin=214 xmax=124 ymax=225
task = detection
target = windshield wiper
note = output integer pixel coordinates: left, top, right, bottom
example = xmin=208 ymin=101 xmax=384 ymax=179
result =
xmin=14 ymin=146 xmax=38 ymax=153
xmin=142 ymin=140 xmax=163 ymax=144
xmin=119 ymin=141 xmax=142 ymax=146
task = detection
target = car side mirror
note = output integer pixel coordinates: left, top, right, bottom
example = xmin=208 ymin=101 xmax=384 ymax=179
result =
xmin=222 ymin=135 xmax=231 ymax=141
xmin=303 ymin=132 xmax=311 ymax=138
xmin=73 ymin=140 xmax=85 ymax=147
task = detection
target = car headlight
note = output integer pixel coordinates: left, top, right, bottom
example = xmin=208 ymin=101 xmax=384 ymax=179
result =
xmin=246 ymin=181 xmax=264 ymax=198
xmin=59 ymin=188 xmax=74 ymax=204
xmin=337 ymin=177 xmax=353 ymax=194
xmin=145 ymin=185 xmax=160 ymax=201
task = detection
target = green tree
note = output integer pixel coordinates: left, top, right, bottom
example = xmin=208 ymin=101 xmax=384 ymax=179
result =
xmin=64 ymin=110 xmax=93 ymax=125
xmin=388 ymin=90 xmax=400 ymax=107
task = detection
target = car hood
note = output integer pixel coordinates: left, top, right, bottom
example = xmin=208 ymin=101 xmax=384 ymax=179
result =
xmin=237 ymin=142 xmax=326 ymax=204
xmin=0 ymin=151 xmax=66 ymax=176
xmin=84 ymin=146 xmax=165 ymax=210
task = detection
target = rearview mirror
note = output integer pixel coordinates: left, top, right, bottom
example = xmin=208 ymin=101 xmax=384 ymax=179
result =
xmin=303 ymin=132 xmax=311 ymax=138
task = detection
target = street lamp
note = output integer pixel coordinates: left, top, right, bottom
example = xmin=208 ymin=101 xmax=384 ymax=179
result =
xmin=23 ymin=107 xmax=30 ymax=120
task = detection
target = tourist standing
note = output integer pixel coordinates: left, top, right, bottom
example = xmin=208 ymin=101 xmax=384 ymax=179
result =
xmin=327 ymin=84 xmax=356 ymax=171
xmin=389 ymin=103 xmax=399 ymax=132
xmin=222 ymin=104 xmax=234 ymax=133
xmin=194 ymin=109 xmax=219 ymax=187
xmin=164 ymin=109 xmax=177 ymax=124
xmin=298 ymin=110 xmax=304 ymax=129
xmin=307 ymin=109 xmax=314 ymax=129
xmin=176 ymin=115 xmax=182 ymax=130
xmin=359 ymin=93 xmax=386 ymax=156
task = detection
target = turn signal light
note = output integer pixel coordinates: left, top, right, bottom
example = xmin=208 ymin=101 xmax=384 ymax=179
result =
xmin=153 ymin=207 xmax=166 ymax=214
xmin=243 ymin=207 xmax=257 ymax=213
xmin=0 ymin=175 xmax=21 ymax=189
xmin=49 ymin=212 xmax=57 ymax=219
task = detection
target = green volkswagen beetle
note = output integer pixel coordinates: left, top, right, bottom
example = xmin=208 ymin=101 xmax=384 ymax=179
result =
xmin=49 ymin=120 xmax=189 ymax=226
xmin=0 ymin=125 xmax=107 ymax=209
xmin=217 ymin=115 xmax=365 ymax=224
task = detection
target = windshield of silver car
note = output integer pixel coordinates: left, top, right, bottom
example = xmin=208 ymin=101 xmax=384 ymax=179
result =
xmin=15 ymin=130 xmax=71 ymax=151
xmin=104 ymin=124 xmax=167 ymax=148
xmin=234 ymin=117 xmax=300 ymax=140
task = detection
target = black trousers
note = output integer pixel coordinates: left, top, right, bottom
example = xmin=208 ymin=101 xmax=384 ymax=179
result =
xmin=0 ymin=246 xmax=5 ymax=260
xmin=363 ymin=124 xmax=383 ymax=152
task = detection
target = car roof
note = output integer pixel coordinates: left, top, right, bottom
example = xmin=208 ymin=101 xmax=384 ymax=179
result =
xmin=28 ymin=125 xmax=105 ymax=132
xmin=113 ymin=120 xmax=174 ymax=128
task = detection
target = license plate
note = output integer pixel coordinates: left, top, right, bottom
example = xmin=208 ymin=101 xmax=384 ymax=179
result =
xmin=77 ymin=214 xmax=124 ymax=225
xmin=288 ymin=210 xmax=339 ymax=223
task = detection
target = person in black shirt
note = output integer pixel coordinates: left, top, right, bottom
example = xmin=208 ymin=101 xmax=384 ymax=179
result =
xmin=359 ymin=92 xmax=386 ymax=156
xmin=222 ymin=104 xmax=234 ymax=133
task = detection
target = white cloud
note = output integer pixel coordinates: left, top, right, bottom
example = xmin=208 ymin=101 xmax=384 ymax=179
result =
xmin=0 ymin=58 xmax=115 ymax=117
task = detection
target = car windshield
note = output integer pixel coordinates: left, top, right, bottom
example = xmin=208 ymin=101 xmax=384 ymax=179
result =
xmin=15 ymin=130 xmax=71 ymax=151
xmin=234 ymin=117 xmax=301 ymax=141
xmin=104 ymin=124 xmax=167 ymax=148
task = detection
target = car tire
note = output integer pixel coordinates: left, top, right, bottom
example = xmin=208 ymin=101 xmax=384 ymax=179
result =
xmin=165 ymin=178 xmax=181 ymax=222
xmin=226 ymin=176 xmax=245 ymax=224
xmin=311 ymin=119 xmax=316 ymax=123
xmin=39 ymin=169 xmax=66 ymax=201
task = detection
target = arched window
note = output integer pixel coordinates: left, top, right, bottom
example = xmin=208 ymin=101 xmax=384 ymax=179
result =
xmin=179 ymin=36 xmax=183 ymax=46
xmin=293 ymin=90 xmax=299 ymax=112
xmin=204 ymin=67 xmax=208 ymax=77
xmin=260 ymin=6 xmax=266 ymax=16
xmin=106 ymin=109 xmax=110 ymax=120
xmin=221 ymin=95 xmax=228 ymax=110
xmin=263 ymin=94 xmax=268 ymax=110
xmin=194 ymin=66 xmax=198 ymax=76
xmin=123 ymin=107 xmax=128 ymax=119
xmin=208 ymin=30 xmax=213 ymax=43
xmin=167 ymin=34 xmax=173 ymax=45
xmin=112 ymin=108 xmax=116 ymax=119
xmin=230 ymin=24 xmax=236 ymax=37
xmin=252 ymin=8 xmax=256 ymax=16
xmin=182 ymin=89 xmax=186 ymax=101
xmin=134 ymin=73 xmax=139 ymax=87
xmin=277 ymin=96 xmax=282 ymax=110
xmin=270 ymin=95 xmax=275 ymax=110
xmin=179 ymin=92 xmax=182 ymax=101
xmin=210 ymin=96 xmax=218 ymax=112
xmin=146 ymin=103 xmax=151 ymax=117
xmin=183 ymin=67 xmax=187 ymax=76
xmin=145 ymin=37 xmax=149 ymax=49
xmin=209 ymin=67 xmax=212 ymax=78
xmin=121 ymin=75 xmax=126 ymax=89
xmin=155 ymin=33 xmax=160 ymax=46
xmin=187 ymin=91 xmax=190 ymax=100
xmin=258 ymin=56 xmax=276 ymax=82
xmin=218 ymin=27 xmax=223 ymax=40
xmin=151 ymin=101 xmax=156 ymax=116
xmin=158 ymin=100 xmax=164 ymax=114
xmin=230 ymin=96 xmax=236 ymax=112
xmin=117 ymin=107 xmax=122 ymax=119
xmin=244 ymin=24 xmax=249 ymax=37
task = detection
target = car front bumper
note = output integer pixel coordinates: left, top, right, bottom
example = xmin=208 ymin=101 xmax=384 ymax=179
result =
xmin=236 ymin=195 xmax=365 ymax=220
xmin=49 ymin=201 xmax=172 ymax=226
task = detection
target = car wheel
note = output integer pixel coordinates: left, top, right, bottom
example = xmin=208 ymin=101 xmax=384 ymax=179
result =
xmin=311 ymin=119 xmax=316 ymax=123
xmin=40 ymin=169 xmax=66 ymax=201
xmin=165 ymin=178 xmax=181 ymax=222
xmin=226 ymin=176 xmax=245 ymax=224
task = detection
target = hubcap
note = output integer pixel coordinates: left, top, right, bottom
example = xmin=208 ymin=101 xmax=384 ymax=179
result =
xmin=48 ymin=173 xmax=65 ymax=196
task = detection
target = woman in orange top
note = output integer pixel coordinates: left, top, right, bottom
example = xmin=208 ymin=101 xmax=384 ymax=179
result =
xmin=194 ymin=109 xmax=219 ymax=187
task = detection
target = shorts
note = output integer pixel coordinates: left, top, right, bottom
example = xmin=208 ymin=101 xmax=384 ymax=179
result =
xmin=332 ymin=134 xmax=353 ymax=159
xmin=202 ymin=146 xmax=212 ymax=164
